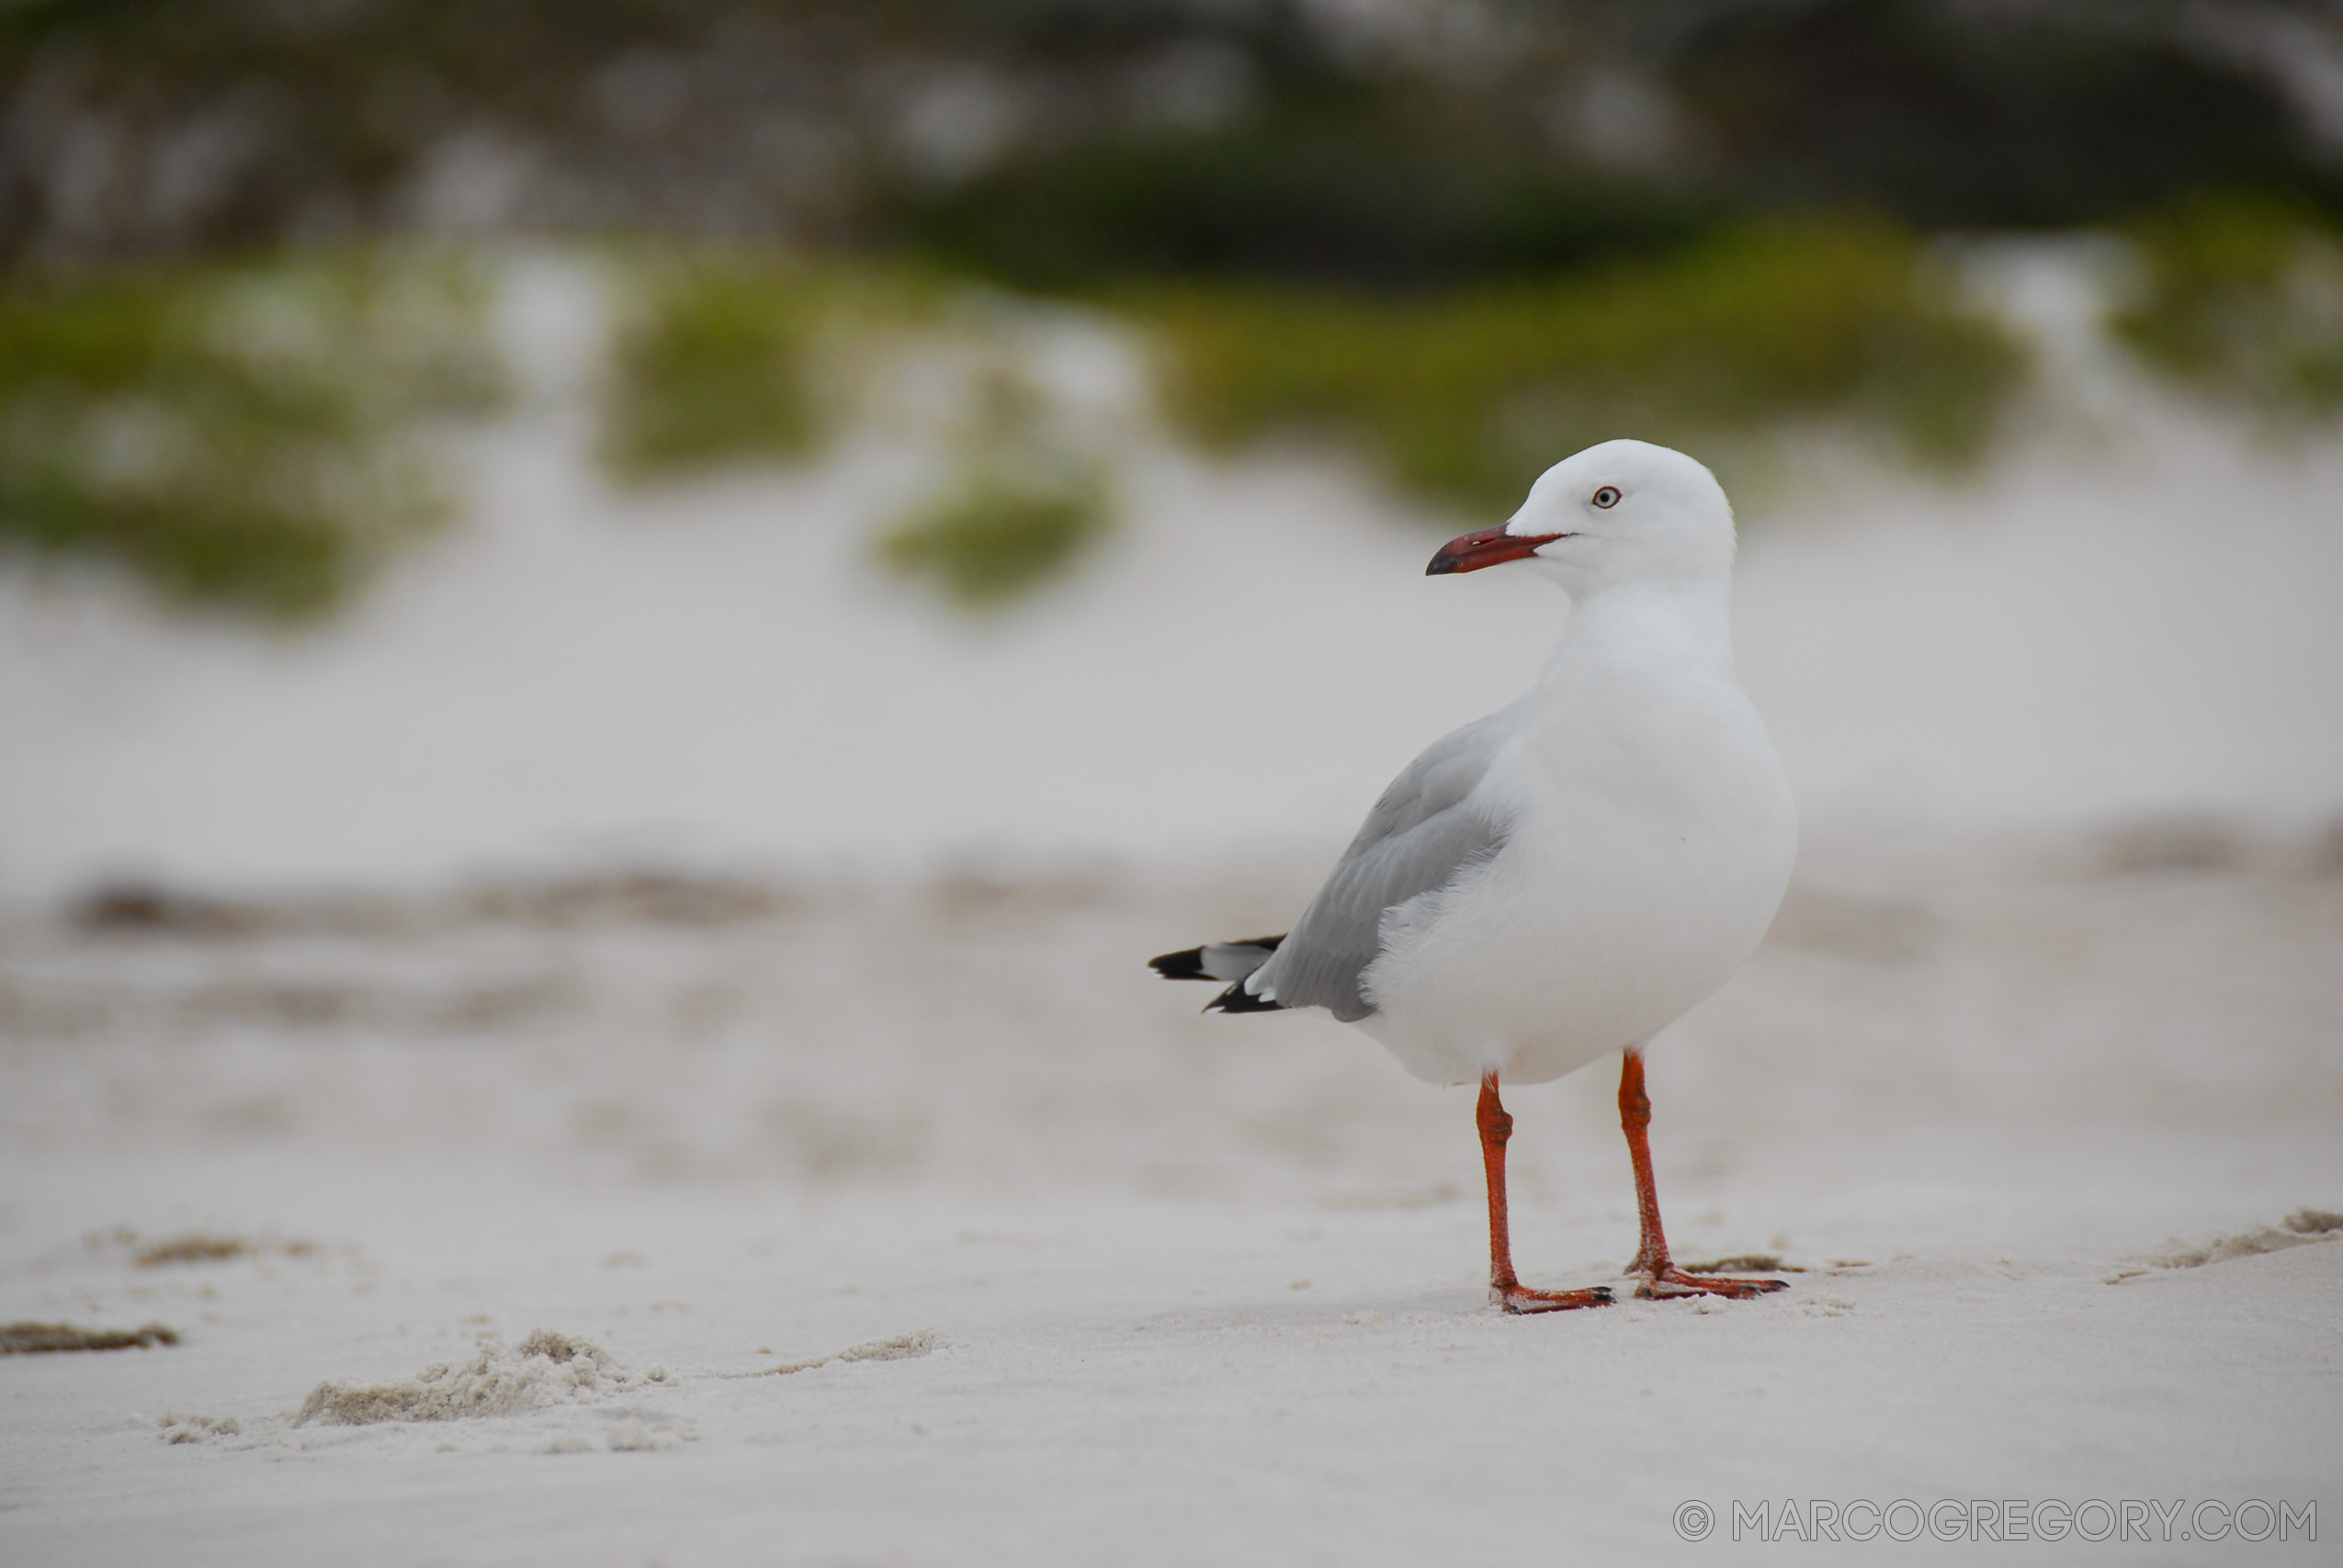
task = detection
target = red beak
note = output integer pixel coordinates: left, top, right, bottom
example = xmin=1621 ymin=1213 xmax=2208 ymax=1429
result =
xmin=1425 ymin=525 xmax=1570 ymax=576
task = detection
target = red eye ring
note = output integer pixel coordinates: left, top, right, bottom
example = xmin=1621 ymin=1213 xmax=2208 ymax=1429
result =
xmin=1591 ymin=486 xmax=1621 ymax=509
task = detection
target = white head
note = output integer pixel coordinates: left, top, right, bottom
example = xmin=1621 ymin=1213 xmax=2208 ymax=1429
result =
xmin=1425 ymin=440 xmax=1737 ymax=595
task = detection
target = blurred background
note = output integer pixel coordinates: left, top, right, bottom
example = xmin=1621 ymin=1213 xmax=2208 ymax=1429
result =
xmin=2 ymin=0 xmax=2339 ymax=1204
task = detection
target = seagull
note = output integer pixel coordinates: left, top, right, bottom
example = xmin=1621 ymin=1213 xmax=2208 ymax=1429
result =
xmin=1151 ymin=440 xmax=1796 ymax=1314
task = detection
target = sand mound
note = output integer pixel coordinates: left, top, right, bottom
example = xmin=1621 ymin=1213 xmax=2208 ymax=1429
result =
xmin=2113 ymin=1208 xmax=2343 ymax=1280
xmin=295 ymin=1329 xmax=662 ymax=1426
xmin=159 ymin=1413 xmax=242 ymax=1444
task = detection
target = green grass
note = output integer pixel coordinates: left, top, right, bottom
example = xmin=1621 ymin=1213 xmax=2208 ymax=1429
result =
xmin=599 ymin=254 xmax=945 ymax=483
xmin=2111 ymin=196 xmax=2343 ymax=423
xmin=0 ymin=253 xmax=503 ymax=620
xmin=602 ymin=225 xmax=2025 ymax=606
xmin=603 ymin=254 xmax=1118 ymax=608
xmin=876 ymin=469 xmax=1113 ymax=610
xmin=1127 ymin=217 xmax=2028 ymax=515
xmin=874 ymin=359 xmax=1115 ymax=610
xmin=600 ymin=256 xmax=827 ymax=480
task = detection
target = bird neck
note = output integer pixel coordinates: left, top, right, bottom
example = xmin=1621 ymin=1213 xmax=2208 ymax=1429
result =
xmin=1537 ymin=575 xmax=1739 ymax=695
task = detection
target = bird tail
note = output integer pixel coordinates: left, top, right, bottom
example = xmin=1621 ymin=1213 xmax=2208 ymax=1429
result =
xmin=1148 ymin=935 xmax=1287 ymax=1013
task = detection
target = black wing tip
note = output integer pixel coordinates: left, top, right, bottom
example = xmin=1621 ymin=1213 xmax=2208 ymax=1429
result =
xmin=1205 ymin=984 xmax=1285 ymax=1014
xmin=1149 ymin=946 xmax=1212 ymax=980
xmin=1150 ymin=939 xmax=1288 ymax=1011
xmin=1148 ymin=934 xmax=1285 ymax=982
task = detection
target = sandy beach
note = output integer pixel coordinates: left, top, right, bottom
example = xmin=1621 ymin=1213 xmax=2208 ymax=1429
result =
xmin=3 ymin=824 xmax=2338 ymax=1565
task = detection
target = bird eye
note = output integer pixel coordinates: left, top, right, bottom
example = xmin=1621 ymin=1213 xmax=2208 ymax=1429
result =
xmin=1591 ymin=486 xmax=1621 ymax=509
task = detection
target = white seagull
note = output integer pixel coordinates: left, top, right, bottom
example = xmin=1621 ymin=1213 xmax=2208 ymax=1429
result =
xmin=1152 ymin=440 xmax=1797 ymax=1313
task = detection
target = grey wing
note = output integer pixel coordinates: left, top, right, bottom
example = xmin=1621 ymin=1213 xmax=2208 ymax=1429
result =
xmin=1249 ymin=705 xmax=1517 ymax=1022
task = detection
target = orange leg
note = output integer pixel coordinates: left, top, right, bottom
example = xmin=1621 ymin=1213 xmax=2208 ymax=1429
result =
xmin=1478 ymin=1071 xmax=1613 ymax=1314
xmin=1618 ymin=1049 xmax=1786 ymax=1301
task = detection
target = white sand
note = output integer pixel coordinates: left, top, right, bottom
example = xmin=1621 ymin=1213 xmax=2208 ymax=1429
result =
xmin=2 ymin=835 xmax=2338 ymax=1564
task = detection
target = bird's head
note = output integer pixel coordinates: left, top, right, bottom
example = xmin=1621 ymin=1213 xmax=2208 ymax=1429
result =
xmin=1425 ymin=440 xmax=1736 ymax=595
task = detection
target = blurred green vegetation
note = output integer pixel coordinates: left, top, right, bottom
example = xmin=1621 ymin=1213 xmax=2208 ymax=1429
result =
xmin=599 ymin=221 xmax=2026 ymax=608
xmin=12 ymin=0 xmax=2327 ymax=273
xmin=1131 ymin=218 xmax=2027 ymax=514
xmin=877 ymin=469 xmax=1112 ymax=610
xmin=604 ymin=257 xmax=829 ymax=481
xmin=3 ymin=2 xmax=2338 ymax=623
xmin=605 ymin=255 xmax=1115 ymax=606
xmin=1671 ymin=1 xmax=2324 ymax=231
xmin=891 ymin=78 xmax=1718 ymax=293
xmin=2112 ymin=197 xmax=2343 ymax=423
xmin=874 ymin=360 xmax=1115 ymax=609
xmin=599 ymin=254 xmax=948 ymax=482
xmin=0 ymin=254 xmax=503 ymax=619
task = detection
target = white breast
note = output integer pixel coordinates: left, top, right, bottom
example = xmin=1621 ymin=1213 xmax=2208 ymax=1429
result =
xmin=1356 ymin=592 xmax=1797 ymax=1087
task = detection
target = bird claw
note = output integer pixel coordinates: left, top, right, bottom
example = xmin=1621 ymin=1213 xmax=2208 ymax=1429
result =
xmin=1494 ymin=1283 xmax=1615 ymax=1314
xmin=1634 ymin=1269 xmax=1788 ymax=1301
